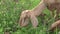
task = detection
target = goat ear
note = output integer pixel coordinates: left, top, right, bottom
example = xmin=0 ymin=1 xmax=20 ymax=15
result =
xmin=30 ymin=14 xmax=38 ymax=28
xmin=20 ymin=17 xmax=29 ymax=27
xmin=19 ymin=14 xmax=25 ymax=27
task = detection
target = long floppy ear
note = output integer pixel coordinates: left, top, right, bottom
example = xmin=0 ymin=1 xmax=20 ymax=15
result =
xmin=29 ymin=12 xmax=38 ymax=28
xmin=19 ymin=17 xmax=29 ymax=27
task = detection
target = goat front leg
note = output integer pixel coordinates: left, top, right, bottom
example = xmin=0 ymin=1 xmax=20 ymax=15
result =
xmin=48 ymin=20 xmax=60 ymax=32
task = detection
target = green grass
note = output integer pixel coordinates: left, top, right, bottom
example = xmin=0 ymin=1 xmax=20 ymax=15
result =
xmin=0 ymin=0 xmax=59 ymax=34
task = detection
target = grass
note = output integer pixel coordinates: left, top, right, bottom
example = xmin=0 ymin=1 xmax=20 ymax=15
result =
xmin=0 ymin=0 xmax=59 ymax=34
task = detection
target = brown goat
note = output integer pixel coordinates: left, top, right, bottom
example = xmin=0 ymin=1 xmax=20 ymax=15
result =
xmin=19 ymin=0 xmax=60 ymax=28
